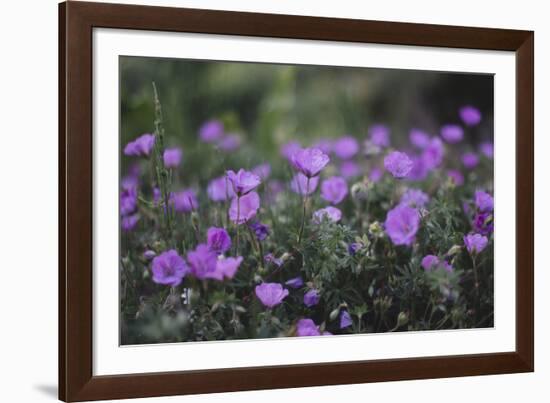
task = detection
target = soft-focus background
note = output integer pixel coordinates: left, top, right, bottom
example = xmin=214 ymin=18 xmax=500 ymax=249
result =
xmin=121 ymin=57 xmax=493 ymax=173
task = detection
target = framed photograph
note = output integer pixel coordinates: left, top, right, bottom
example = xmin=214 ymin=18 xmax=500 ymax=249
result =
xmin=59 ymin=1 xmax=534 ymax=401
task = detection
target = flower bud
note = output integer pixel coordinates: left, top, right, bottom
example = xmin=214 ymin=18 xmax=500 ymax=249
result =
xmin=369 ymin=221 xmax=384 ymax=238
xmin=351 ymin=182 xmax=368 ymax=201
xmin=329 ymin=307 xmax=341 ymax=321
xmin=446 ymin=244 xmax=463 ymax=256
xmin=397 ymin=311 xmax=409 ymax=327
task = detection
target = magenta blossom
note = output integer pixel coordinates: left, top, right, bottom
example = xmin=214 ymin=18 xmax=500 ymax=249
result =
xmin=186 ymin=244 xmax=218 ymax=279
xmin=252 ymin=163 xmax=271 ymax=180
xmin=407 ymin=156 xmax=428 ymax=181
xmin=250 ymin=222 xmax=270 ymax=241
xmin=421 ymin=137 xmax=444 ymax=170
xmin=333 ymin=136 xmax=359 ymax=160
xmin=264 ymin=253 xmax=283 ymax=267
xmin=226 ymin=169 xmax=261 ymax=196
xmin=409 ymin=129 xmax=430 ymax=149
xmin=209 ymin=256 xmax=243 ymax=281
xmin=151 ymin=249 xmax=188 ymax=286
xmin=384 ymin=151 xmax=413 ymax=178
xmin=255 ymin=283 xmax=289 ymax=308
xmin=421 ymin=255 xmax=452 ymax=272
xmin=400 ymin=188 xmax=429 ymax=208
xmin=448 ymin=169 xmax=464 ymax=186
xmin=172 ymin=189 xmax=198 ymax=213
xmin=462 ymin=152 xmax=479 ymax=169
xmin=296 ymin=319 xmax=330 ymax=336
xmin=207 ymin=227 xmax=232 ymax=254
xmin=217 ymin=134 xmax=241 ymax=151
xmin=339 ymin=160 xmax=361 ymax=178
xmin=280 ymin=140 xmax=302 ymax=160
xmin=229 ymin=191 xmax=260 ymax=224
xmin=321 ymin=176 xmax=348 ymax=204
xmin=290 ymin=173 xmax=319 ymax=196
xmin=143 ymin=250 xmax=156 ymax=260
xmin=440 ymin=124 xmax=464 ymax=143
xmin=121 ymin=213 xmax=139 ymax=231
xmin=479 ymin=141 xmax=494 ymax=159
xmin=120 ymin=187 xmax=138 ymax=216
xmin=369 ymin=124 xmax=390 ymax=148
xmin=285 ymin=276 xmax=304 ymax=289
xmin=474 ymin=190 xmax=494 ymax=212
xmin=124 ymin=133 xmax=155 ymax=157
xmin=464 ymin=233 xmax=488 ymax=254
xmin=292 ymin=147 xmax=330 ymax=177
xmin=163 ymin=147 xmax=182 ymax=168
xmin=313 ymin=206 xmax=342 ymax=224
xmin=459 ymin=105 xmax=482 ymax=126
xmin=384 ymin=205 xmax=420 ymax=246
xmin=313 ymin=139 xmax=333 ymax=154
xmin=303 ymin=289 xmax=320 ymax=307
xmin=369 ymin=167 xmax=383 ymax=183
xmin=199 ymin=120 xmax=224 ymax=143
xmin=340 ymin=311 xmax=353 ymax=329
xmin=473 ymin=211 xmax=494 ymax=235
xmin=207 ymin=176 xmax=235 ymax=202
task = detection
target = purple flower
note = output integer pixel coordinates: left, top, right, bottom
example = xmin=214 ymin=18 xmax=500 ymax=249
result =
xmin=462 ymin=152 xmax=479 ymax=169
xmin=120 ymin=187 xmax=138 ymax=216
xmin=290 ymin=173 xmax=319 ymax=196
xmin=480 ymin=141 xmax=494 ymax=159
xmin=296 ymin=318 xmax=321 ymax=336
xmin=348 ymin=242 xmax=361 ymax=255
xmin=384 ymin=151 xmax=413 ymax=178
xmin=448 ymin=169 xmax=464 ymax=186
xmin=473 ymin=211 xmax=494 ymax=235
xmin=321 ymin=176 xmax=348 ymax=204
xmin=255 ymin=283 xmax=289 ymax=308
xmin=121 ymin=213 xmax=139 ymax=231
xmin=186 ymin=244 xmax=218 ymax=279
xmin=264 ymin=253 xmax=283 ymax=267
xmin=209 ymin=256 xmax=243 ymax=281
xmin=217 ymin=134 xmax=241 ymax=151
xmin=369 ymin=167 xmax=383 ymax=183
xmin=250 ymin=222 xmax=270 ymax=241
xmin=313 ymin=139 xmax=333 ymax=154
xmin=229 ymin=192 xmax=260 ymax=224
xmin=143 ymin=250 xmax=156 ymax=260
xmin=474 ymin=190 xmax=494 ymax=212
xmin=252 ymin=163 xmax=271 ymax=180
xmin=226 ymin=169 xmax=261 ymax=196
xmin=333 ymin=136 xmax=359 ymax=159
xmin=285 ymin=276 xmax=304 ymax=289
xmin=292 ymin=147 xmax=330 ymax=177
xmin=407 ymin=156 xmax=428 ymax=181
xmin=163 ymin=147 xmax=182 ymax=168
xmin=313 ymin=206 xmax=342 ymax=223
xmin=199 ymin=120 xmax=224 ymax=143
xmin=421 ymin=255 xmax=440 ymax=271
xmin=369 ymin=124 xmax=390 ymax=148
xmin=124 ymin=133 xmax=155 ymax=157
xmin=280 ymin=140 xmax=302 ymax=160
xmin=384 ymin=205 xmax=420 ymax=246
xmin=151 ymin=249 xmax=188 ymax=286
xmin=464 ymin=233 xmax=489 ymax=254
xmin=340 ymin=310 xmax=352 ymax=329
xmin=440 ymin=124 xmax=464 ymax=143
xmin=421 ymin=137 xmax=444 ymax=170
xmin=172 ymin=189 xmax=198 ymax=213
xmin=303 ymin=289 xmax=320 ymax=307
xmin=207 ymin=176 xmax=235 ymax=202
xmin=421 ymin=255 xmax=453 ymax=272
xmin=207 ymin=227 xmax=232 ymax=254
xmin=409 ymin=129 xmax=430 ymax=149
xmin=339 ymin=161 xmax=361 ymax=178
xmin=459 ymin=105 xmax=482 ymax=126
xmin=400 ymin=189 xmax=429 ymax=208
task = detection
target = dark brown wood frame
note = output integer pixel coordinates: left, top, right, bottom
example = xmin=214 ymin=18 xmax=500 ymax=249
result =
xmin=59 ymin=1 xmax=534 ymax=401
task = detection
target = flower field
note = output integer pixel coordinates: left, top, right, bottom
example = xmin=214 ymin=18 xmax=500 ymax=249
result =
xmin=120 ymin=58 xmax=494 ymax=344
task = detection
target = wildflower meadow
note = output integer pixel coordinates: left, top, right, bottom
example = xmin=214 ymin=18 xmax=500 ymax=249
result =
xmin=120 ymin=57 xmax=494 ymax=344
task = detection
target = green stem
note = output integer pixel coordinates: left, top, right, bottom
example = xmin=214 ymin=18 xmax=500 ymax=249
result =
xmin=297 ymin=177 xmax=310 ymax=245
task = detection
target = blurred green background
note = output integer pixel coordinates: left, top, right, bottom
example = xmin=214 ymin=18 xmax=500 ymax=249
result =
xmin=120 ymin=56 xmax=493 ymax=175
